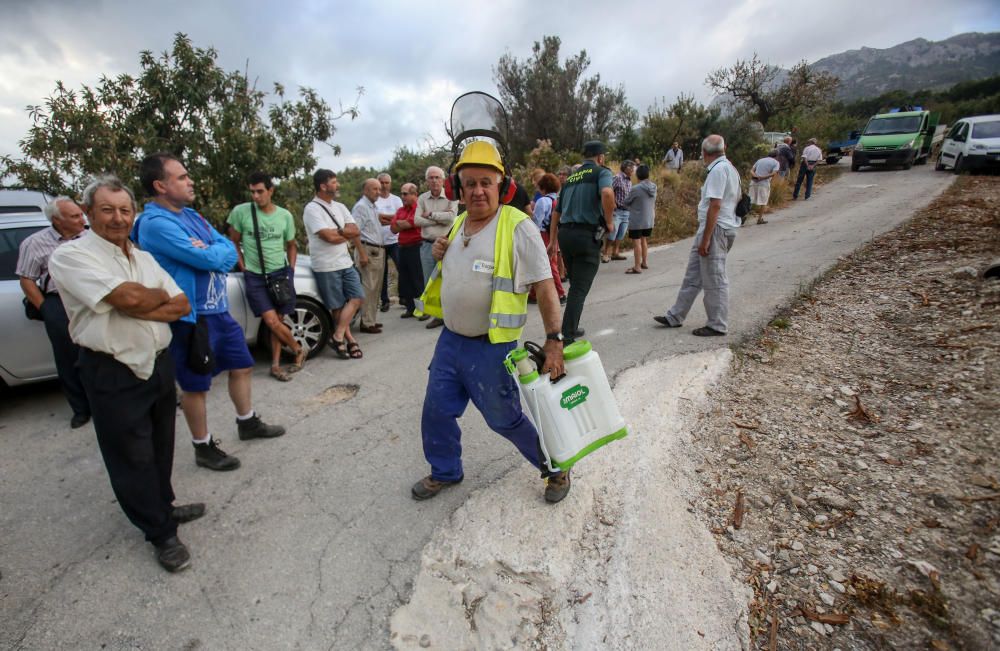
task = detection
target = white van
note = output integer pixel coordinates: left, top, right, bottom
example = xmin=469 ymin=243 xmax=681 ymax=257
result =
xmin=936 ymin=114 xmax=1000 ymax=173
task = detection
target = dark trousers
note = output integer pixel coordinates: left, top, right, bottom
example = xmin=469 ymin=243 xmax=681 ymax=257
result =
xmin=40 ymin=294 xmax=90 ymax=418
xmin=558 ymin=226 xmax=602 ymax=341
xmin=78 ymin=348 xmax=178 ymax=545
xmin=397 ymin=243 xmax=424 ymax=312
xmin=793 ymin=165 xmax=816 ymax=199
xmin=380 ymin=242 xmax=401 ymax=305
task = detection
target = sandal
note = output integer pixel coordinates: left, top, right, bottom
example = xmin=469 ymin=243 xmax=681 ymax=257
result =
xmin=625 ymin=268 xmax=641 ymax=274
xmin=328 ymin=337 xmax=349 ymax=359
xmin=288 ymin=346 xmax=307 ymax=373
xmin=601 ymin=256 xmax=610 ymax=264
xmin=641 ymin=262 xmax=648 ymax=269
xmin=611 ymin=255 xmax=627 ymax=261
xmin=347 ymin=341 xmax=363 ymax=359
xmin=270 ymin=367 xmax=293 ymax=382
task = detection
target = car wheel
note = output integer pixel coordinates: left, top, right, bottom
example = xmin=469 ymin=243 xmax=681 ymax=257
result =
xmin=851 ymin=160 xmax=860 ymax=172
xmin=952 ymin=154 xmax=964 ymax=175
xmin=935 ymin=155 xmax=945 ymax=171
xmin=262 ymin=298 xmax=331 ymax=360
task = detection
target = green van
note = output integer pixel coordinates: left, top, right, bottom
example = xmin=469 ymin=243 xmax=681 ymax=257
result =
xmin=852 ymin=109 xmax=939 ymax=171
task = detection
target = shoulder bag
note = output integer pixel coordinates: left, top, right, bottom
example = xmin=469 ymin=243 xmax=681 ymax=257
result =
xmin=250 ymin=203 xmax=295 ymax=307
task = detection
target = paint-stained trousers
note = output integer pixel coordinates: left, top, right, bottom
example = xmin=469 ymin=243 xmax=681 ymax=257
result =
xmin=664 ymin=224 xmax=736 ymax=333
xmin=421 ymin=328 xmax=547 ymax=482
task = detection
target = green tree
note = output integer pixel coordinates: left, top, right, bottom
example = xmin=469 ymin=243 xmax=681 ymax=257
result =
xmin=494 ymin=35 xmax=633 ymax=164
xmin=0 ymin=33 xmax=360 ymax=226
xmin=706 ymin=54 xmax=838 ymax=127
xmin=638 ymin=94 xmax=722 ymax=163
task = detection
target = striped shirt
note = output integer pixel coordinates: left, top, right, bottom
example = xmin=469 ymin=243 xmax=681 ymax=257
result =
xmin=612 ymin=171 xmax=632 ymax=210
xmin=16 ymin=226 xmax=88 ymax=294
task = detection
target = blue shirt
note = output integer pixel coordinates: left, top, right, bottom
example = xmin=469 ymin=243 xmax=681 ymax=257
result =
xmin=132 ymin=202 xmax=238 ymax=322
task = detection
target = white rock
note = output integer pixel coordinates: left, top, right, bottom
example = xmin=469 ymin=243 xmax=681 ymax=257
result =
xmin=834 ymin=399 xmax=849 ymax=408
xmin=953 ymin=265 xmax=978 ymax=277
xmin=839 ymin=385 xmax=856 ymax=397
xmin=811 ymin=621 xmax=827 ymax=635
xmin=755 ymin=550 xmax=772 ymax=565
xmin=830 ymin=580 xmax=846 ymax=594
xmin=855 ymin=460 xmax=869 ymax=470
xmin=819 ymin=592 xmax=835 ymax=606
xmin=792 ymin=541 xmax=805 ymax=551
xmin=767 ymin=580 xmax=779 ymax=594
xmin=815 ymin=514 xmax=829 ymax=524
xmin=807 ymin=564 xmax=818 ymax=574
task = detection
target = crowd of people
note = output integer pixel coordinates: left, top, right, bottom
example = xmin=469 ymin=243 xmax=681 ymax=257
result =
xmin=16 ymin=132 xmax=826 ymax=573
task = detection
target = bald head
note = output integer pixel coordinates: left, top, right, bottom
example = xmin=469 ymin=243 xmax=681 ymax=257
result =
xmin=362 ymin=178 xmax=380 ymax=202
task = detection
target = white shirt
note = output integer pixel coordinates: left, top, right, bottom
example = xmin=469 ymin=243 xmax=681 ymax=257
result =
xmin=303 ymin=198 xmax=356 ymax=272
xmin=802 ymin=144 xmax=823 ymax=164
xmin=414 ymin=191 xmax=459 ymax=241
xmin=375 ymin=193 xmax=403 ymax=245
xmin=698 ymin=155 xmax=742 ymax=230
xmin=49 ymin=233 xmax=181 ymax=380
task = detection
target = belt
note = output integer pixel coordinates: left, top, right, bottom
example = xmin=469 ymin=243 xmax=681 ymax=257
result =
xmin=423 ymin=238 xmax=437 ymax=244
xmin=81 ymin=347 xmax=167 ymax=361
xmin=445 ymin=327 xmax=490 ymax=343
xmin=362 ymin=242 xmax=385 ymax=249
xmin=560 ymin=222 xmax=598 ymax=230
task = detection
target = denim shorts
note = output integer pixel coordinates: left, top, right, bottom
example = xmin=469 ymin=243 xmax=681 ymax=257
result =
xmin=244 ymin=268 xmax=295 ymax=317
xmin=609 ymin=209 xmax=629 ymax=241
xmin=314 ymin=267 xmax=364 ymax=310
xmin=169 ymin=312 xmax=255 ymax=392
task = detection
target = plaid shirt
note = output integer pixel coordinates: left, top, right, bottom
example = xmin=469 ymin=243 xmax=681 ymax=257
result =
xmin=612 ymin=171 xmax=632 ymax=210
xmin=16 ymin=226 xmax=88 ymax=294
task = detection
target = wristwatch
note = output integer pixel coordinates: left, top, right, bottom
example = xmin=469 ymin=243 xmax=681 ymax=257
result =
xmin=546 ymin=332 xmax=564 ymax=342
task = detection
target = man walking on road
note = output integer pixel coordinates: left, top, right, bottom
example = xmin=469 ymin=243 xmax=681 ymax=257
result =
xmin=746 ymin=151 xmax=780 ymax=225
xmin=134 ymin=153 xmax=285 ymax=472
xmin=654 ymin=135 xmax=741 ymax=336
xmin=549 ymin=140 xmax=615 ymax=343
xmin=352 ymin=178 xmax=387 ymax=334
xmin=50 ymin=175 xmax=203 ymax=573
xmin=227 ymin=172 xmax=306 ymax=381
xmin=793 ymin=138 xmax=824 ymax=200
xmin=412 ymin=140 xmax=571 ymax=504
xmin=414 ymin=166 xmax=458 ymax=328
xmin=17 ymin=196 xmax=92 ymax=428
xmin=375 ymin=172 xmax=403 ymax=313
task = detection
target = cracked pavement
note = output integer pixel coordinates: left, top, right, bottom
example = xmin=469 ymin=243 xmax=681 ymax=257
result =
xmin=0 ymin=162 xmax=953 ymax=649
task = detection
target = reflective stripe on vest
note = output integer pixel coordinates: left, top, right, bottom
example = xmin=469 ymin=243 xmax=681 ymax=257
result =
xmin=414 ymin=205 xmax=531 ymax=343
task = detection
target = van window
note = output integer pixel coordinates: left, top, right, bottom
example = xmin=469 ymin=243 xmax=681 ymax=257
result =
xmin=972 ymin=121 xmax=1000 ymax=139
xmin=864 ymin=116 xmax=922 ymax=136
xmin=0 ymin=226 xmax=47 ymax=280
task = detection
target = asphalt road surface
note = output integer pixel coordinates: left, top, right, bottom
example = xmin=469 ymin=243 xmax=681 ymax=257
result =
xmin=0 ymin=160 xmax=955 ymax=650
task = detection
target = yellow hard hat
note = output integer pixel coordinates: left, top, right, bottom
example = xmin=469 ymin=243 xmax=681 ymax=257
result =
xmin=455 ymin=140 xmax=505 ymax=175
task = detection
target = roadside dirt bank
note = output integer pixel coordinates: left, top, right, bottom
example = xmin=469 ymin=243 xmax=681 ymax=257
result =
xmin=693 ymin=175 xmax=999 ymax=650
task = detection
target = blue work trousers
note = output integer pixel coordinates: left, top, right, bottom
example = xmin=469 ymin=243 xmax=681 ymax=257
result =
xmin=793 ymin=165 xmax=816 ymax=199
xmin=421 ymin=328 xmax=543 ymax=482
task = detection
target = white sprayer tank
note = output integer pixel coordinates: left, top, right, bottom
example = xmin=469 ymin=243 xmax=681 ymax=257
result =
xmin=505 ymin=340 xmax=627 ymax=472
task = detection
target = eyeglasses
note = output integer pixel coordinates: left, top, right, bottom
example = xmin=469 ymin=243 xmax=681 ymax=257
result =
xmin=401 ymin=191 xmax=414 ymax=195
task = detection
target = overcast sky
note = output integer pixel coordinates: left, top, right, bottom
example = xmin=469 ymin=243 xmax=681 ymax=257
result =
xmin=1 ymin=0 xmax=997 ymax=173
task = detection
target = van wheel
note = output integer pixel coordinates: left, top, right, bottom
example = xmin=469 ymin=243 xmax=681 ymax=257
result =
xmin=903 ymin=155 xmax=913 ymax=170
xmin=953 ymin=155 xmax=964 ymax=175
xmin=935 ymin=155 xmax=945 ymax=171
xmin=261 ymin=298 xmax=331 ymax=360
xmin=851 ymin=160 xmax=860 ymax=172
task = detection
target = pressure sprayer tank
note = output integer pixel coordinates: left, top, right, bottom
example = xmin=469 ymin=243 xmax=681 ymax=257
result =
xmin=504 ymin=340 xmax=627 ymax=473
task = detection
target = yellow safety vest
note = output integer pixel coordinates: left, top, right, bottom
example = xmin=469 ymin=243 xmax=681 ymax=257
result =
xmin=415 ymin=205 xmax=530 ymax=343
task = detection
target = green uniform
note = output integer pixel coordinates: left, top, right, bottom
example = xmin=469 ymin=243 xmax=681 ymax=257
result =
xmin=557 ymin=161 xmax=613 ymax=224
xmin=226 ymin=203 xmax=296 ymax=274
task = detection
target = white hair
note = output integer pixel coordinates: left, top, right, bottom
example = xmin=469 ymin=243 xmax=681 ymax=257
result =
xmin=457 ymin=167 xmax=503 ymax=184
xmin=377 ymin=172 xmax=391 ymax=181
xmin=701 ymin=135 xmax=725 ymax=154
xmin=44 ymin=196 xmax=75 ymax=222
xmin=425 ymin=166 xmax=445 ymax=180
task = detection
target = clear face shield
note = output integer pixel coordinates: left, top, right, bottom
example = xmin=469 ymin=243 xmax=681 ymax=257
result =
xmin=449 ymin=91 xmax=510 ymax=160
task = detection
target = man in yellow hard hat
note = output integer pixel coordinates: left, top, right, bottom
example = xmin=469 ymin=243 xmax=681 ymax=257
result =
xmin=413 ymin=140 xmax=572 ymax=503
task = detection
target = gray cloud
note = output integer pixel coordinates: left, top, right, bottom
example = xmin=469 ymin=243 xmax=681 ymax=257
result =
xmin=0 ymin=0 xmax=996 ymax=176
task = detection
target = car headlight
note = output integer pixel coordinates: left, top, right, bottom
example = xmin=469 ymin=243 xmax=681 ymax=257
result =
xmin=903 ymin=139 xmax=915 ymax=149
xmin=854 ymin=143 xmax=864 ymax=151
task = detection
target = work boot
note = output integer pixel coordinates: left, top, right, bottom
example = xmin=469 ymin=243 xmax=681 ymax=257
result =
xmin=171 ymin=503 xmax=206 ymax=524
xmin=544 ymin=470 xmax=571 ymax=504
xmin=194 ymin=437 xmax=241 ymax=471
xmin=154 ymin=536 xmax=191 ymax=573
xmin=237 ymin=413 xmax=286 ymax=440
xmin=417 ymin=314 xmax=431 ymax=322
xmin=425 ymin=317 xmax=444 ymax=329
xmin=411 ymin=475 xmax=462 ymax=501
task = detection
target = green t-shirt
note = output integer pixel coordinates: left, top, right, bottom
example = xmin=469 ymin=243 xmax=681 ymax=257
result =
xmin=556 ymin=161 xmax=613 ymax=225
xmin=226 ymin=203 xmax=296 ymax=274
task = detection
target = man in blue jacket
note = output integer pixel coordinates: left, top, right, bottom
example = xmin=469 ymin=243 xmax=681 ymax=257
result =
xmin=134 ymin=153 xmax=285 ymax=471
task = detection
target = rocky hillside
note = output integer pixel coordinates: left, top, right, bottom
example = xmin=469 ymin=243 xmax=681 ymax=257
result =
xmin=813 ymin=32 xmax=1000 ymax=101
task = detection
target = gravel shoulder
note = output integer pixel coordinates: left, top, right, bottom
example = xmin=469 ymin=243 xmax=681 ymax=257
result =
xmin=693 ymin=175 xmax=1000 ymax=649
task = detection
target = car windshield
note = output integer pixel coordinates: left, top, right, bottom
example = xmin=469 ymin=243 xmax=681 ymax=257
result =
xmin=1 ymin=225 xmax=46 ymax=280
xmin=864 ymin=116 xmax=921 ymax=136
xmin=972 ymin=121 xmax=1000 ymax=139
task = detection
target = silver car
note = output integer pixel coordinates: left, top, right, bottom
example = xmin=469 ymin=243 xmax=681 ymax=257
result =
xmin=0 ymin=211 xmax=332 ymax=388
